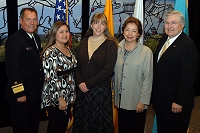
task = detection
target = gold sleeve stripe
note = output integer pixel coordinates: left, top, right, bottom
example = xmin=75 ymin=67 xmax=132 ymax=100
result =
xmin=12 ymin=83 xmax=24 ymax=94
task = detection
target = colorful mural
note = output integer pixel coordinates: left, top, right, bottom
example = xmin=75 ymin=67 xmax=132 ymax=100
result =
xmin=0 ymin=0 xmax=176 ymax=61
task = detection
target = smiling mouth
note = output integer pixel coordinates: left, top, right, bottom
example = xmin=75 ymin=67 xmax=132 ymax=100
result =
xmin=126 ymin=36 xmax=133 ymax=39
xmin=29 ymin=26 xmax=35 ymax=29
xmin=95 ymin=29 xmax=102 ymax=32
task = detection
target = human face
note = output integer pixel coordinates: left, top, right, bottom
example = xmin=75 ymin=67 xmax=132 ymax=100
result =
xmin=20 ymin=10 xmax=38 ymax=34
xmin=164 ymin=14 xmax=184 ymax=38
xmin=123 ymin=22 xmax=139 ymax=43
xmin=55 ymin=25 xmax=70 ymax=45
xmin=91 ymin=20 xmax=106 ymax=37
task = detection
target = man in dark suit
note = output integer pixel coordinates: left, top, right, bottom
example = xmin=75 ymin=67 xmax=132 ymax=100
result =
xmin=5 ymin=7 xmax=43 ymax=133
xmin=151 ymin=10 xmax=198 ymax=132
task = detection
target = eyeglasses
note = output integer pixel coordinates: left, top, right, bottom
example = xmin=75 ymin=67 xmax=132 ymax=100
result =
xmin=164 ymin=21 xmax=180 ymax=26
xmin=25 ymin=18 xmax=38 ymax=23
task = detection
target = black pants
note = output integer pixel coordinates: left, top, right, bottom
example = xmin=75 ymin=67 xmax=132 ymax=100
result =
xmin=118 ymin=108 xmax=146 ymax=133
xmin=9 ymin=101 xmax=40 ymax=133
xmin=47 ymin=104 xmax=71 ymax=133
xmin=156 ymin=109 xmax=192 ymax=133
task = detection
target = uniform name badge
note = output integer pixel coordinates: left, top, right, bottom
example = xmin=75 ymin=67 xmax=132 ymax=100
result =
xmin=12 ymin=83 xmax=24 ymax=94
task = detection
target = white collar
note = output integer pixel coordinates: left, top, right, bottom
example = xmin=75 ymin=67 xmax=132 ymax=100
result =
xmin=27 ymin=33 xmax=34 ymax=38
xmin=167 ymin=31 xmax=182 ymax=45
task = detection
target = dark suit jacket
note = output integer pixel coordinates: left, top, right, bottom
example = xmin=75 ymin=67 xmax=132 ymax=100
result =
xmin=5 ymin=28 xmax=43 ymax=102
xmin=151 ymin=32 xmax=198 ymax=113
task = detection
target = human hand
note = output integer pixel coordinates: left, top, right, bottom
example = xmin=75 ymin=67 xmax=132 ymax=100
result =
xmin=58 ymin=97 xmax=67 ymax=110
xmin=17 ymin=96 xmax=26 ymax=102
xmin=79 ymin=82 xmax=89 ymax=93
xmin=136 ymin=102 xmax=145 ymax=113
xmin=171 ymin=102 xmax=182 ymax=113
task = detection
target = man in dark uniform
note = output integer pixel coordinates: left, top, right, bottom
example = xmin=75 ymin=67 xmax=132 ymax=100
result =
xmin=5 ymin=7 xmax=43 ymax=133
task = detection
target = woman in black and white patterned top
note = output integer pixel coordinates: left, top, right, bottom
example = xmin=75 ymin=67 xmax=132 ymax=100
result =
xmin=41 ymin=21 xmax=77 ymax=133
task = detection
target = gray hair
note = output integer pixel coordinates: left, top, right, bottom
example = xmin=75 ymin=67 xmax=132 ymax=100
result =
xmin=164 ymin=10 xmax=185 ymax=25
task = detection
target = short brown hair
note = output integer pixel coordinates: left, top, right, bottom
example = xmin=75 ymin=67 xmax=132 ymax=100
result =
xmin=122 ymin=16 xmax=143 ymax=42
xmin=20 ymin=7 xmax=38 ymax=19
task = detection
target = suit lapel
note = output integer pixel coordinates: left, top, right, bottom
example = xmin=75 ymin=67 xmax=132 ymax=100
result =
xmin=156 ymin=33 xmax=184 ymax=64
xmin=154 ymin=35 xmax=167 ymax=65
xmin=17 ymin=29 xmax=32 ymax=48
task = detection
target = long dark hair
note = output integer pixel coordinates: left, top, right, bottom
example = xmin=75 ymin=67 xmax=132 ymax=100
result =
xmin=40 ymin=21 xmax=70 ymax=57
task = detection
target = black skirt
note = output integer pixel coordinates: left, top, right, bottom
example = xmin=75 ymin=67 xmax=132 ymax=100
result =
xmin=73 ymin=86 xmax=114 ymax=133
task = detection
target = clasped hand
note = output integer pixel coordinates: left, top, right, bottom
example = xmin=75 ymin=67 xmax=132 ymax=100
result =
xmin=79 ymin=82 xmax=89 ymax=93
xmin=171 ymin=102 xmax=182 ymax=113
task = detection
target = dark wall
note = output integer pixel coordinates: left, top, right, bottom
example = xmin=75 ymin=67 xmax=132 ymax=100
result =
xmin=6 ymin=0 xmax=18 ymax=36
xmin=0 ymin=62 xmax=10 ymax=127
xmin=0 ymin=0 xmax=18 ymax=127
xmin=188 ymin=0 xmax=200 ymax=96
xmin=81 ymin=0 xmax=90 ymax=37
xmin=189 ymin=0 xmax=200 ymax=51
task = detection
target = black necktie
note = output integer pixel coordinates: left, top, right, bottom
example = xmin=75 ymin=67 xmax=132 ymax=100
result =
xmin=31 ymin=36 xmax=38 ymax=51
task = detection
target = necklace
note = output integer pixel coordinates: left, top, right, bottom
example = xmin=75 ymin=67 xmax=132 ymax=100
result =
xmin=124 ymin=42 xmax=136 ymax=51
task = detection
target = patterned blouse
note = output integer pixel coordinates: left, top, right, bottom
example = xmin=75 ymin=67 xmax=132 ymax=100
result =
xmin=41 ymin=45 xmax=77 ymax=109
xmin=119 ymin=49 xmax=132 ymax=94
